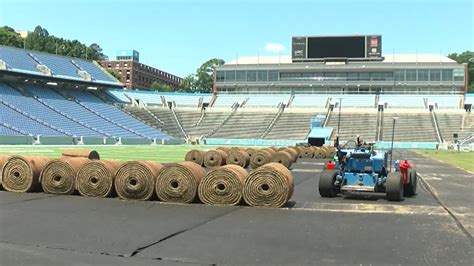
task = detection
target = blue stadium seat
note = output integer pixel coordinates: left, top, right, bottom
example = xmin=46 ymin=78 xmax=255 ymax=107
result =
xmin=26 ymin=85 xmax=139 ymax=138
xmin=69 ymin=90 xmax=171 ymax=139
xmin=0 ymin=101 xmax=64 ymax=136
xmin=73 ymin=59 xmax=117 ymax=83
xmin=31 ymin=52 xmax=82 ymax=79
xmin=0 ymin=46 xmax=41 ymax=74
xmin=0 ymin=123 xmax=26 ymax=136
xmin=0 ymin=82 xmax=106 ymax=137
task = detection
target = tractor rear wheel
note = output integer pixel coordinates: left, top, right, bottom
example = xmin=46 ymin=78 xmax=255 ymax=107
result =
xmin=404 ymin=169 xmax=417 ymax=197
xmin=386 ymin=172 xmax=404 ymax=201
xmin=319 ymin=170 xmax=338 ymax=197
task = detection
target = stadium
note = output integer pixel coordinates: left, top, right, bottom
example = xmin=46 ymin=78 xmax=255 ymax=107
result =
xmin=0 ymin=35 xmax=472 ymax=148
xmin=1 ymin=31 xmax=473 ymax=265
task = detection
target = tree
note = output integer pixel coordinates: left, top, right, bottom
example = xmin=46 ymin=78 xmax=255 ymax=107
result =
xmin=88 ymin=43 xmax=108 ymax=60
xmin=106 ymin=69 xmax=121 ymax=80
xmin=2 ymin=25 xmax=107 ymax=61
xmin=195 ymin=58 xmax=225 ymax=92
xmin=149 ymin=81 xmax=174 ymax=92
xmin=0 ymin=26 xmax=23 ymax=48
xmin=448 ymin=51 xmax=474 ymax=92
xmin=179 ymin=74 xmax=197 ymax=92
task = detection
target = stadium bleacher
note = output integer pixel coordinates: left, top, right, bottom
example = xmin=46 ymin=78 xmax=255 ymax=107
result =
xmin=0 ymin=45 xmax=119 ymax=85
xmin=0 ymin=81 xmax=172 ymax=140
xmin=436 ymin=111 xmax=474 ymax=142
xmin=381 ymin=112 xmax=438 ymax=142
xmin=265 ymin=112 xmax=317 ymax=140
xmin=69 ymin=90 xmax=169 ymax=139
xmin=326 ymin=110 xmax=379 ymax=142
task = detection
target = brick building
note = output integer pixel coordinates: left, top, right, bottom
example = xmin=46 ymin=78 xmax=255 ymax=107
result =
xmin=100 ymin=50 xmax=181 ymax=90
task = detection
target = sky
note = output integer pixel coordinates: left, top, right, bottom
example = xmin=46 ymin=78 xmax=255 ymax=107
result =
xmin=0 ymin=0 xmax=472 ymax=77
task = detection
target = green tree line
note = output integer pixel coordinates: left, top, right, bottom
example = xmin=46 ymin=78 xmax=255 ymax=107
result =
xmin=447 ymin=51 xmax=474 ymax=92
xmin=0 ymin=25 xmax=107 ymax=60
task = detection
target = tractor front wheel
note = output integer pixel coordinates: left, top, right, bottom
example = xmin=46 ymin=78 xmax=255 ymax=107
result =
xmin=319 ymin=170 xmax=338 ymax=197
xmin=404 ymin=169 xmax=417 ymax=197
xmin=386 ymin=172 xmax=404 ymax=201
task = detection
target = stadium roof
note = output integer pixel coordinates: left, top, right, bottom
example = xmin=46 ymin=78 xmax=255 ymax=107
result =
xmin=225 ymin=54 xmax=456 ymax=65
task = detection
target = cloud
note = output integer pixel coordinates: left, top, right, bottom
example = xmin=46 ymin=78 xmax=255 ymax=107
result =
xmin=264 ymin=42 xmax=286 ymax=53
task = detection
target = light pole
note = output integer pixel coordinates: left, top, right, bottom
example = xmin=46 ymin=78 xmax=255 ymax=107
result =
xmin=337 ymin=97 xmax=342 ymax=136
xmin=389 ymin=117 xmax=398 ymax=172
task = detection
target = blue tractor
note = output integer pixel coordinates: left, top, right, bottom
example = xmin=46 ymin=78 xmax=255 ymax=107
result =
xmin=318 ymin=146 xmax=417 ymax=201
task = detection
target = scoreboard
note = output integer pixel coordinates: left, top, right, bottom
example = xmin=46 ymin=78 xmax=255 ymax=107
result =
xmin=292 ymin=35 xmax=382 ymax=61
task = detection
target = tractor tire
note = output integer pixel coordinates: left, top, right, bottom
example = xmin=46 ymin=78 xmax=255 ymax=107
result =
xmin=319 ymin=170 xmax=338 ymax=197
xmin=386 ymin=172 xmax=404 ymax=201
xmin=404 ymin=169 xmax=417 ymax=197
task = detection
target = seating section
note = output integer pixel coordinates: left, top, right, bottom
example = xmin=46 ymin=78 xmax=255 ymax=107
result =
xmin=1 ymin=83 xmax=74 ymax=136
xmin=0 ymin=46 xmax=41 ymax=74
xmin=0 ymin=124 xmax=23 ymax=135
xmin=436 ymin=112 xmax=474 ymax=142
xmin=265 ymin=112 xmax=316 ymax=140
xmin=26 ymin=85 xmax=136 ymax=138
xmin=69 ymin=90 xmax=169 ymax=139
xmin=326 ymin=112 xmax=378 ymax=142
xmin=381 ymin=113 xmax=437 ymax=142
xmin=175 ymin=110 xmax=229 ymax=138
xmin=0 ymin=46 xmax=119 ymax=85
xmin=32 ymin=52 xmax=82 ymax=79
xmin=0 ymin=82 xmax=171 ymax=139
xmin=123 ymin=107 xmax=185 ymax=138
xmin=211 ymin=110 xmax=276 ymax=139
xmin=72 ymin=59 xmax=116 ymax=83
xmin=0 ymin=101 xmax=64 ymax=136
